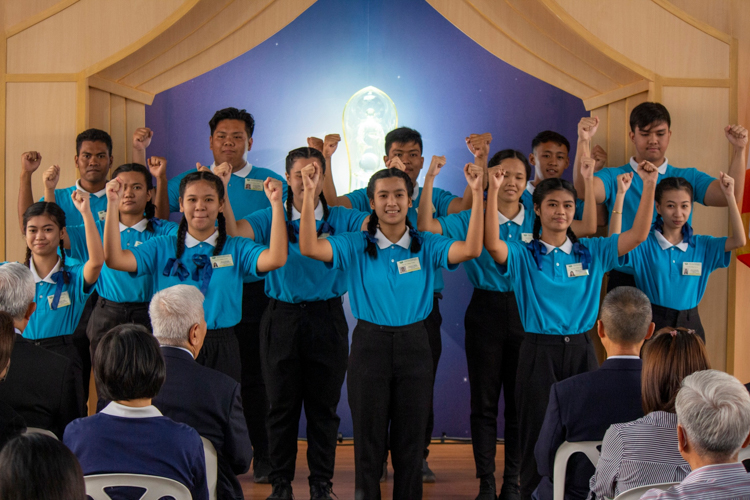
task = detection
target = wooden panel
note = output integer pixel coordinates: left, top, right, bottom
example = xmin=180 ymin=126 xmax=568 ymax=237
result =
xmin=6 ymin=0 xmax=187 ymax=74
xmin=662 ymin=0 xmax=732 ymax=39
xmin=607 ymin=99 xmax=627 ymax=167
xmin=88 ymin=88 xmax=111 ymax=132
xmin=732 ymin=262 xmax=750 ymax=382
xmin=555 ymin=0 xmax=730 ymax=79
xmin=125 ymin=100 xmax=145 ymax=164
xmin=5 ymin=82 xmax=78 ymax=262
xmin=662 ymin=86 xmax=730 ymax=370
xmin=4 ymin=0 xmax=65 ymax=32
xmin=109 ymin=95 xmax=127 ymax=173
xmin=624 ymin=91 xmax=648 ymax=160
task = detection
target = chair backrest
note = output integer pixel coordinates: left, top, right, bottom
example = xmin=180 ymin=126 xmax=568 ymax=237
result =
xmin=612 ymin=482 xmax=679 ymax=500
xmin=24 ymin=427 xmax=58 ymax=440
xmin=201 ymin=436 xmax=218 ymax=500
xmin=84 ymin=473 xmax=191 ymax=500
xmin=553 ymin=440 xmax=602 ymax=500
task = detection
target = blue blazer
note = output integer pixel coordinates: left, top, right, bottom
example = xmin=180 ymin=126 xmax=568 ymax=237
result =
xmin=533 ymin=358 xmax=644 ymax=500
xmin=153 ymin=347 xmax=252 ymax=500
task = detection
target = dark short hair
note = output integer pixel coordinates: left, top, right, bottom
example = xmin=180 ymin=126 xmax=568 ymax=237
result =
xmin=385 ymin=127 xmax=422 ymax=156
xmin=0 ymin=312 xmax=15 ymax=376
xmin=76 ymin=128 xmax=112 ymax=156
xmin=94 ymin=324 xmax=165 ymax=402
xmin=641 ymin=327 xmax=710 ymax=414
xmin=531 ymin=131 xmax=570 ymax=154
xmin=655 ymin=177 xmax=693 ymax=204
xmin=209 ymin=107 xmax=255 ymax=137
xmin=285 ymin=147 xmax=327 ymax=175
xmin=600 ymin=287 xmax=652 ymax=345
xmin=630 ymin=102 xmax=671 ymax=132
xmin=366 ymin=168 xmax=414 ymax=201
xmin=0 ymin=433 xmax=86 ymax=500
xmin=488 ymin=149 xmax=532 ymax=183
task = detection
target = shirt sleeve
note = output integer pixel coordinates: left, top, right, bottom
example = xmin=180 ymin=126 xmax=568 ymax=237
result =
xmin=336 ymin=207 xmax=369 ymax=233
xmin=345 ymin=189 xmax=371 ymax=212
xmin=69 ymin=263 xmax=95 ymax=300
xmin=589 ymin=424 xmax=625 ymax=500
xmin=327 ymin=232 xmax=362 ymax=271
xmin=497 ymin=240 xmax=525 ymax=277
xmin=244 ymin=208 xmax=272 ymax=245
xmin=699 ymin=235 xmax=731 ymax=271
xmin=423 ymin=232 xmax=458 ymax=271
xmin=233 ymin=237 xmax=268 ymax=279
xmin=66 ymin=225 xmax=89 ymax=262
xmin=574 ymin=198 xmax=585 ymax=221
xmin=594 ymin=167 xmax=618 ymax=206
xmin=158 ymin=220 xmax=180 ymax=237
xmin=167 ymin=174 xmax=182 ymax=213
xmin=685 ymin=168 xmax=716 ymax=206
xmin=587 ymin=235 xmax=626 ymax=272
xmin=130 ymin=237 xmax=163 ymax=277
xmin=433 ymin=187 xmax=458 ymax=216
xmin=437 ymin=211 xmax=469 ymax=239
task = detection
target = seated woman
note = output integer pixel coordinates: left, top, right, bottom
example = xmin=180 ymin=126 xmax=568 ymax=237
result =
xmin=0 ymin=433 xmax=86 ymax=500
xmin=589 ymin=327 xmax=710 ymax=499
xmin=63 ymin=324 xmax=208 ymax=500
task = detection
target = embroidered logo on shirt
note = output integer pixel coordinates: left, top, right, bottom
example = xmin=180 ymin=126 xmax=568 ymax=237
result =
xmin=566 ymin=263 xmax=589 ymax=278
xmin=244 ymin=179 xmax=264 ymax=191
xmin=397 ymin=257 xmax=421 ymax=274
xmin=48 ymin=291 xmax=71 ymax=308
xmin=209 ymin=255 xmax=234 ymax=269
xmin=682 ymin=262 xmax=702 ymax=276
xmin=134 ymin=241 xmax=143 ymax=247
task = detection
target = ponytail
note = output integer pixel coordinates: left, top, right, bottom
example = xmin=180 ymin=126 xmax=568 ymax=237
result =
xmin=175 ymin=216 xmax=188 ymax=259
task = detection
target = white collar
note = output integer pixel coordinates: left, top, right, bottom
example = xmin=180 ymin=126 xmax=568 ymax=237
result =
xmin=75 ymin=180 xmax=107 ymax=198
xmin=185 ymin=230 xmax=218 ymax=248
xmin=540 ymin=237 xmax=573 ymax=254
xmin=287 ymin=200 xmax=323 ymax=221
xmin=29 ymin=257 xmax=62 ymax=284
xmin=14 ymin=328 xmax=22 ymax=335
xmin=119 ymin=219 xmax=149 ymax=233
xmin=161 ymin=345 xmax=195 ymax=358
xmin=375 ymin=228 xmax=411 ymax=250
xmin=411 ymin=181 xmax=420 ymax=201
xmin=629 ymin=157 xmax=668 ymax=175
xmin=211 ymin=160 xmax=252 ymax=178
xmin=101 ymin=402 xmax=163 ymax=418
xmin=654 ymin=230 xmax=688 ymax=252
xmin=607 ymin=355 xmax=641 ymax=360
xmin=525 ymin=180 xmax=536 ymax=195
xmin=498 ymin=204 xmax=526 ymax=226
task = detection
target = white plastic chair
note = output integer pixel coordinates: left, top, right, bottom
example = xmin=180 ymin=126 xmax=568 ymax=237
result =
xmin=201 ymin=436 xmax=218 ymax=500
xmin=612 ymin=482 xmax=679 ymax=500
xmin=553 ymin=441 xmax=602 ymax=500
xmin=84 ymin=473 xmax=191 ymax=500
xmin=24 ymin=427 xmax=58 ymax=439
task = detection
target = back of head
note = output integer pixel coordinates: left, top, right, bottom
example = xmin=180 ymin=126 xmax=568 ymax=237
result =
xmin=676 ymin=369 xmax=750 ymax=462
xmin=531 ymin=130 xmax=570 ymax=154
xmin=0 ymin=263 xmax=34 ymax=321
xmin=629 ymin=102 xmax=671 ymax=132
xmin=0 ymin=433 xmax=86 ymax=500
xmin=385 ymin=127 xmax=422 ymax=156
xmin=150 ymin=285 xmax=205 ymax=347
xmin=488 ymin=149 xmax=532 ymax=183
xmin=600 ymin=287 xmax=652 ymax=345
xmin=209 ymin=107 xmax=255 ymax=137
xmin=76 ymin=128 xmax=113 ymax=156
xmin=641 ymin=327 xmax=711 ymax=414
xmin=94 ymin=324 xmax=165 ymax=402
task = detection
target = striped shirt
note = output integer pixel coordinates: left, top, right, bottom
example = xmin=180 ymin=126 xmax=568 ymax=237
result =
xmin=639 ymin=462 xmax=750 ymax=500
xmin=589 ymin=411 xmax=690 ymax=499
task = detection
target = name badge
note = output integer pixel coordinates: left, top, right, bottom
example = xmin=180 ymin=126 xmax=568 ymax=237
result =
xmin=397 ymin=257 xmax=421 ymax=274
xmin=98 ymin=210 xmax=107 ymax=221
xmin=210 ymin=255 xmax=234 ymax=268
xmin=318 ymin=233 xmax=330 ymax=239
xmin=566 ymin=263 xmax=589 ymax=278
xmin=415 ymin=206 xmax=437 ymax=215
xmin=682 ymin=262 xmax=702 ymax=276
xmin=134 ymin=241 xmax=143 ymax=247
xmin=244 ymin=178 xmax=264 ymax=191
xmin=521 ymin=233 xmax=533 ymax=243
xmin=48 ymin=291 xmax=71 ymax=308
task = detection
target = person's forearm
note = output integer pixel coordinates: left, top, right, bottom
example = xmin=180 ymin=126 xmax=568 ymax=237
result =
xmin=619 ymin=181 xmax=655 ymax=255
xmin=299 ymin=190 xmax=323 ymax=258
xmin=132 ymin=147 xmax=146 ymax=166
xmin=462 ymin=188 xmax=485 ymax=258
xmin=726 ymin=194 xmax=747 ymax=250
xmin=728 ymin=145 xmax=747 ymax=205
xmin=322 ymin=158 xmax=351 ymax=207
xmin=82 ymin=209 xmax=104 ymax=284
xmin=575 ymin=176 xmax=597 ymax=236
xmin=18 ymin=171 xmax=35 ymax=230
xmin=260 ymin=200 xmax=287 ymax=270
xmin=573 ymin=138 xmax=590 ymax=198
xmin=222 ymin=192 xmax=238 ymax=236
xmin=417 ymin=175 xmax=439 ymax=232
xmin=609 ymin=194 xmax=625 ymax=235
xmin=154 ymin=175 xmax=170 ymax=219
xmin=484 ymin=189 xmax=500 ymax=253
xmin=103 ymin=202 xmax=127 ymax=269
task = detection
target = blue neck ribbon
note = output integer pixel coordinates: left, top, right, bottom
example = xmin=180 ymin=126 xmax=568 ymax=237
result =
xmin=653 ymin=214 xmax=694 ymax=246
xmin=191 ymin=254 xmax=214 ymax=295
xmin=148 ymin=217 xmax=163 ymax=228
xmin=49 ymin=270 xmax=66 ymax=310
xmin=408 ymin=227 xmax=423 ymax=248
xmin=162 ymin=258 xmax=190 ymax=281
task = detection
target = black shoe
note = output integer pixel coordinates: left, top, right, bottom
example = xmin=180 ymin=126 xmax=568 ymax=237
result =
xmin=498 ymin=481 xmax=521 ymax=500
xmin=422 ymin=459 xmax=436 ymax=483
xmin=310 ymin=481 xmax=337 ymax=500
xmin=475 ymin=475 xmax=497 ymax=500
xmin=253 ymin=455 xmax=272 ymax=484
xmin=380 ymin=460 xmax=387 ymax=483
xmin=267 ymin=478 xmax=294 ymax=500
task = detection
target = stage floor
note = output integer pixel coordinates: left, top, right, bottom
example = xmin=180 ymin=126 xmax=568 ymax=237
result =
xmin=241 ymin=441 xmax=507 ymax=499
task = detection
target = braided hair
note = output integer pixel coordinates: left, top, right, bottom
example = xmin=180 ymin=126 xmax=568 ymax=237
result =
xmin=531 ymin=178 xmax=581 ymax=245
xmin=364 ymin=168 xmax=422 ymax=258
xmin=176 ymin=171 xmax=227 ymax=259
xmin=285 ymin=147 xmax=330 ymax=243
xmin=22 ymin=202 xmax=70 ymax=284
xmin=112 ymin=163 xmax=158 ymax=232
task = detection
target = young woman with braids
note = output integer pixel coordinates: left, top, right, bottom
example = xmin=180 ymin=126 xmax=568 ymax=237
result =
xmin=223 ymin=147 xmax=368 ymax=499
xmin=299 ymin=164 xmax=484 ymax=500
xmin=20 ymin=194 xmax=103 ymax=414
xmin=103 ymin=169 xmax=287 ymax=383
xmin=484 ymin=154 xmax=658 ymax=500
xmin=49 ymin=163 xmax=179 ymax=364
xmin=612 ymin=175 xmax=745 ymax=340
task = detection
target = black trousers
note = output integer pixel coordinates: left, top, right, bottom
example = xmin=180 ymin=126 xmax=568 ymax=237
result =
xmin=260 ymin=297 xmax=349 ymax=484
xmin=196 ymin=326 xmax=242 ymax=383
xmin=36 ymin=335 xmax=86 ymax=417
xmin=71 ymin=291 xmax=97 ymax=405
xmin=422 ymin=294 xmax=443 ymax=458
xmin=465 ymin=289 xmax=523 ymax=481
xmin=516 ymin=332 xmax=598 ymax=500
xmin=236 ymin=280 xmax=271 ymax=459
xmin=86 ymin=297 xmax=151 ymax=360
xmin=605 ymin=269 xmax=636 ymax=292
xmin=651 ymin=304 xmax=705 ymax=342
xmin=349 ymin=320 xmax=432 ymax=500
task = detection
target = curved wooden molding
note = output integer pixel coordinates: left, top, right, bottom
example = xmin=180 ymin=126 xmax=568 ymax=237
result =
xmin=651 ymin=0 xmax=733 ymax=44
xmin=4 ymin=0 xmax=79 ymax=38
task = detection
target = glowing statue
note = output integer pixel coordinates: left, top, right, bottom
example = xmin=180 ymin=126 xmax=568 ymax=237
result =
xmin=342 ymin=86 xmax=398 ymax=191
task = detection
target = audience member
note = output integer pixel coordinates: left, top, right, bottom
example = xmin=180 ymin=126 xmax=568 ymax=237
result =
xmin=533 ymin=287 xmax=655 ymax=500
xmin=589 ymin=327 xmax=710 ymax=499
xmin=64 ymin=324 xmax=208 ymax=500
xmin=640 ymin=369 xmax=750 ymax=499
xmin=151 ymin=285 xmax=252 ymax=500
xmin=0 ymin=263 xmax=80 ymax=438
xmin=0 ymin=311 xmax=25 ymax=449
xmin=0 ymin=433 xmax=86 ymax=500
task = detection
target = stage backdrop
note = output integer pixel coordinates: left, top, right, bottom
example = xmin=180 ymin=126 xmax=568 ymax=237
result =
xmin=145 ymin=0 xmax=585 ymax=439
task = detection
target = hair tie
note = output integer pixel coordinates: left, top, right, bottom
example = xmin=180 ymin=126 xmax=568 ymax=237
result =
xmin=669 ymin=329 xmax=678 ymax=337
xmin=363 ymin=231 xmax=378 ymax=246
xmin=286 ymin=221 xmax=298 ymax=244
xmin=149 ymin=217 xmax=163 ymax=228
xmin=408 ymin=226 xmax=424 ymax=247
